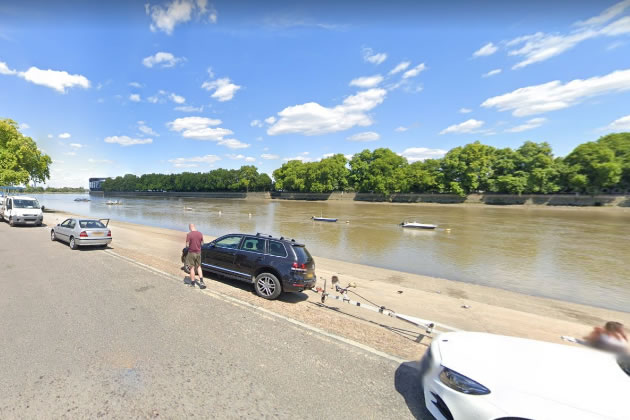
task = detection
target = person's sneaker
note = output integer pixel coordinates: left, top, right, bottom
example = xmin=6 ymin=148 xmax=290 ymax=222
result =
xmin=198 ymin=279 xmax=206 ymax=289
xmin=190 ymin=280 xmax=196 ymax=287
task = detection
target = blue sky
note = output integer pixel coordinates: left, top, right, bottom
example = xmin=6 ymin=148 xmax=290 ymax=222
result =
xmin=1 ymin=0 xmax=630 ymax=187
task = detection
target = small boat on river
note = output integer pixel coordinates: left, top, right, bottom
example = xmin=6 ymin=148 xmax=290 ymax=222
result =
xmin=105 ymin=200 xmax=122 ymax=205
xmin=400 ymin=221 xmax=437 ymax=229
xmin=312 ymin=216 xmax=338 ymax=222
xmin=74 ymin=198 xmax=90 ymax=202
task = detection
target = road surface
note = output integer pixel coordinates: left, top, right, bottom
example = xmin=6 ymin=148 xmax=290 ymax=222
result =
xmin=0 ymin=220 xmax=429 ymax=418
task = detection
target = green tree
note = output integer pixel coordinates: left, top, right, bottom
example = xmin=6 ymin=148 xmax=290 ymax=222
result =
xmin=597 ymin=133 xmax=630 ymax=189
xmin=405 ymin=159 xmax=443 ymax=193
xmin=0 ymin=119 xmax=52 ymax=186
xmin=441 ymin=141 xmax=496 ymax=195
xmin=349 ymin=148 xmax=407 ymax=195
xmin=564 ymin=142 xmax=622 ymax=192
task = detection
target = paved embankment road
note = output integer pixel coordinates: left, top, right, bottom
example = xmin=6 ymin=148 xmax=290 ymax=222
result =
xmin=0 ymin=222 xmax=428 ymax=418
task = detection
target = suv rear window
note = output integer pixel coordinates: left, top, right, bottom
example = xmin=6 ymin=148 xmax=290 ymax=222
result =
xmin=269 ymin=241 xmax=287 ymax=257
xmin=292 ymin=245 xmax=312 ymax=263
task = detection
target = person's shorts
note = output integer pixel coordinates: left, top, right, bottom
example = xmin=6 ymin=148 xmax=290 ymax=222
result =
xmin=186 ymin=252 xmax=201 ymax=268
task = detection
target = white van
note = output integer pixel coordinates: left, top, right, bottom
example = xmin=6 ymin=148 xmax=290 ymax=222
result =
xmin=0 ymin=196 xmax=44 ymax=226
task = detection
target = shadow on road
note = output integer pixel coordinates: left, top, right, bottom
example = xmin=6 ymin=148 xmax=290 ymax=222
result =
xmin=394 ymin=360 xmax=433 ymax=419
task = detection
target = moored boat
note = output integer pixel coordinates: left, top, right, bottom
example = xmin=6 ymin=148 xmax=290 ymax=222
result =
xmin=312 ymin=216 xmax=338 ymax=222
xmin=400 ymin=221 xmax=437 ymax=229
xmin=105 ymin=200 xmax=122 ymax=205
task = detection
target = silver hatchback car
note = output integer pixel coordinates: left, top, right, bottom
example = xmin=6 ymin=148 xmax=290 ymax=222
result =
xmin=51 ymin=218 xmax=112 ymax=250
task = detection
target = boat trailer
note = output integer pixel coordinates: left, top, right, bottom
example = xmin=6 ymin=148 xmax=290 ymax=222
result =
xmin=311 ymin=276 xmax=460 ymax=342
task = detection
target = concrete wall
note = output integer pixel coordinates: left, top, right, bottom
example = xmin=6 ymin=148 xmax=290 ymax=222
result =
xmin=95 ymin=190 xmax=630 ymax=207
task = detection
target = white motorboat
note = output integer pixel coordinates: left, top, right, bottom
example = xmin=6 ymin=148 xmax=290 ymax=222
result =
xmin=105 ymin=200 xmax=122 ymax=205
xmin=400 ymin=221 xmax=437 ymax=229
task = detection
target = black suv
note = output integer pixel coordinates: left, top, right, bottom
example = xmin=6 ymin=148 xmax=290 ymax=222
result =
xmin=200 ymin=233 xmax=316 ymax=300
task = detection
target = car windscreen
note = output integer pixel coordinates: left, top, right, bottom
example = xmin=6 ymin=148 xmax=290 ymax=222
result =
xmin=292 ymin=245 xmax=312 ymax=263
xmin=79 ymin=220 xmax=106 ymax=229
xmin=619 ymin=355 xmax=630 ymax=377
xmin=14 ymin=199 xmax=40 ymax=209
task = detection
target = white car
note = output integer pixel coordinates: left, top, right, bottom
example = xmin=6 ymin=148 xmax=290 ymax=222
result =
xmin=0 ymin=196 xmax=43 ymax=226
xmin=421 ymin=332 xmax=630 ymax=420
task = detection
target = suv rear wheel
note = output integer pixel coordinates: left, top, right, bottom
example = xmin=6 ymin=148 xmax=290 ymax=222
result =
xmin=254 ymin=272 xmax=282 ymax=300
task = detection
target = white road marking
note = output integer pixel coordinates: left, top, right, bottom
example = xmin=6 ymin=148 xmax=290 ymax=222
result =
xmin=104 ymin=250 xmax=407 ymax=364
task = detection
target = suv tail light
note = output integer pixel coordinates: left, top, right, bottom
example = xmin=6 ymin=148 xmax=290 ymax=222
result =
xmin=79 ymin=231 xmax=88 ymax=238
xmin=291 ymin=262 xmax=307 ymax=271
xmin=107 ymin=230 xmax=111 ymax=237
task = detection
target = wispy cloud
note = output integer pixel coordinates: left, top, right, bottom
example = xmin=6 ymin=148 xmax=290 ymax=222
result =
xmin=362 ymin=47 xmax=387 ymax=65
xmin=482 ymin=68 xmax=502 ymax=78
xmin=505 ymin=117 xmax=547 ymax=132
xmin=138 ymin=121 xmax=158 ymax=136
xmin=168 ymin=154 xmax=221 ymax=168
xmin=400 ymin=147 xmax=447 ymax=162
xmin=389 ymin=61 xmax=410 ymax=75
xmin=440 ymin=119 xmax=485 ymax=134
xmin=482 ymin=68 xmax=630 ymax=116
xmin=605 ymin=113 xmax=630 ymax=131
xmin=104 ymin=136 xmax=153 ymax=146
xmin=142 ymin=52 xmax=185 ymax=68
xmin=167 ymin=116 xmax=249 ymax=149
xmin=402 ymin=63 xmax=426 ymax=79
xmin=346 ymin=131 xmax=380 ymax=142
xmin=473 ymin=42 xmax=498 ymax=57
xmin=349 ymin=75 xmax=384 ymax=88
xmin=145 ymin=0 xmax=217 ymax=35
xmin=1 ymin=60 xmax=90 ymax=93
xmin=201 ymin=77 xmax=241 ymax=102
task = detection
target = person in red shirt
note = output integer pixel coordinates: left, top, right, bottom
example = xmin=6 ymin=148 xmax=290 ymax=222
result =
xmin=186 ymin=224 xmax=205 ymax=288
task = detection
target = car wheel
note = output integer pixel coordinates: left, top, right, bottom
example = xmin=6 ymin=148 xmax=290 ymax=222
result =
xmin=51 ymin=230 xmax=56 ymax=241
xmin=69 ymin=236 xmax=78 ymax=250
xmin=254 ymin=272 xmax=282 ymax=300
xmin=9 ymin=217 xmax=14 ymax=227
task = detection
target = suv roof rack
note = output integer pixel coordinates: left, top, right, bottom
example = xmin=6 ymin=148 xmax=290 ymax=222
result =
xmin=255 ymin=232 xmax=274 ymax=238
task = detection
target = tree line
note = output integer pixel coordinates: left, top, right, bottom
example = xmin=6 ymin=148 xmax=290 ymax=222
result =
xmin=100 ymin=133 xmax=630 ymax=196
xmin=102 ymin=166 xmax=273 ymax=193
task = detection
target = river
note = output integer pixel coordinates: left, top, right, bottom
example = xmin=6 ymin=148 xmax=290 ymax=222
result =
xmin=31 ymin=193 xmax=630 ymax=312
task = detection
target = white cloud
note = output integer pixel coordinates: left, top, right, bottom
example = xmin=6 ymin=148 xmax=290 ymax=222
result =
xmin=19 ymin=66 xmax=90 ymax=93
xmin=362 ymin=47 xmax=387 ymax=65
xmin=168 ymin=116 xmax=249 ymax=149
xmin=605 ymin=113 xmax=630 ymax=131
xmin=104 ymin=136 xmax=153 ymax=146
xmin=400 ymin=147 xmax=447 ymax=162
xmin=349 ymin=75 xmax=384 ymax=88
xmin=142 ymin=52 xmax=184 ymax=68
xmin=264 ymin=116 xmax=276 ymax=125
xmin=129 ymin=93 xmax=141 ymax=102
xmin=482 ymin=68 xmax=502 ymax=78
xmin=389 ymin=61 xmax=410 ymax=75
xmin=250 ymin=119 xmax=263 ymax=127
xmin=261 ymin=153 xmax=280 ymax=160
xmin=175 ymin=105 xmax=203 ymax=112
xmin=505 ymin=117 xmax=547 ymax=132
xmin=218 ymin=139 xmax=249 ymax=149
xmin=346 ymin=131 xmax=380 ymax=142
xmin=440 ymin=119 xmax=485 ymax=134
xmin=129 ymin=81 xmax=143 ymax=88
xmin=147 ymin=96 xmax=160 ymax=104
xmin=168 ymin=116 xmax=222 ymax=131
xmin=505 ymin=2 xmax=630 ymax=69
xmin=226 ymin=154 xmax=256 ymax=162
xmin=168 ymin=154 xmax=221 ymax=168
xmin=267 ymin=88 xmax=387 ymax=136
xmin=0 ymin=61 xmax=16 ymax=75
xmin=459 ymin=108 xmax=473 ymax=114
xmin=169 ymin=93 xmax=186 ymax=104
xmin=283 ymin=154 xmax=312 ymax=162
xmin=473 ymin=42 xmax=498 ymax=57
xmin=138 ymin=121 xmax=158 ymax=136
xmin=402 ymin=63 xmax=426 ymax=79
xmin=395 ymin=126 xmax=408 ymax=132
xmin=58 ymin=133 xmax=71 ymax=139
xmin=146 ymin=0 xmax=217 ymax=35
xmin=201 ymin=77 xmax=241 ymax=101
xmin=19 ymin=123 xmax=29 ymax=130
xmin=576 ymin=0 xmax=630 ymax=27
xmin=481 ymin=68 xmax=630 ymax=116
xmin=69 ymin=143 xmax=83 ymax=148
xmin=1 ymin=61 xmax=89 ymax=93
xmin=88 ymin=158 xmax=113 ymax=164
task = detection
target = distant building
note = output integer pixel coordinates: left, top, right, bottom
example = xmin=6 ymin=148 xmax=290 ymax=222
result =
xmin=89 ymin=178 xmax=107 ymax=191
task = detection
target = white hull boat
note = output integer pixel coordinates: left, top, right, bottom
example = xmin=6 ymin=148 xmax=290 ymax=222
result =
xmin=400 ymin=221 xmax=437 ymax=229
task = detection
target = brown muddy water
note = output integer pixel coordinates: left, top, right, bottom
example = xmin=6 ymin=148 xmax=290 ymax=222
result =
xmin=34 ymin=194 xmax=630 ymax=312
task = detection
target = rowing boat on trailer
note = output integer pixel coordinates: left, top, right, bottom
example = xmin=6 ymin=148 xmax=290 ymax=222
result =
xmin=312 ymin=216 xmax=338 ymax=222
xmin=400 ymin=221 xmax=437 ymax=229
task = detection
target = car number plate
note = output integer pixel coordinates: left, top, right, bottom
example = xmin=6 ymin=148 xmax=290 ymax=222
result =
xmin=306 ymin=272 xmax=313 ymax=279
xmin=92 ymin=232 xmax=104 ymax=236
